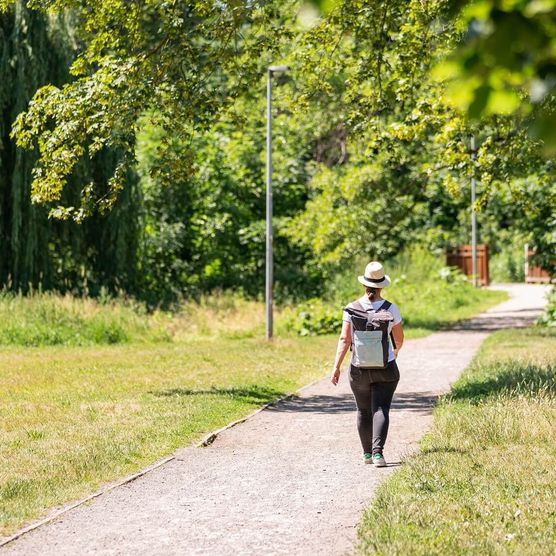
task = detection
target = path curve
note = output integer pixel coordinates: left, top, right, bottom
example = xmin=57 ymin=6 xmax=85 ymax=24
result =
xmin=1 ymin=284 xmax=549 ymax=556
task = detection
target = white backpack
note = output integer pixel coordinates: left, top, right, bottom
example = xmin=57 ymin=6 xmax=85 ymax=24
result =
xmin=345 ymin=300 xmax=394 ymax=369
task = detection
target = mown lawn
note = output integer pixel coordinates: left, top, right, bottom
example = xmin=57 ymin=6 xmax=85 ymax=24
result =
xmin=358 ymin=327 xmax=556 ymax=555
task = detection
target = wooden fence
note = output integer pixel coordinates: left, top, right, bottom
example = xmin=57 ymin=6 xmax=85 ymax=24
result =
xmin=525 ymin=245 xmax=552 ymax=283
xmin=446 ymin=244 xmax=490 ymax=286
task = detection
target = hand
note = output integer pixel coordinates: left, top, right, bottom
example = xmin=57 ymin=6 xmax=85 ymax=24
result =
xmin=394 ymin=348 xmax=400 ymax=359
xmin=331 ymin=368 xmax=341 ymax=386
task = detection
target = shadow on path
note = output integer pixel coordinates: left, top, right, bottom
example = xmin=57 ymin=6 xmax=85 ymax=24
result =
xmin=391 ymin=391 xmax=438 ymax=413
xmin=267 ymin=390 xmax=441 ymax=415
xmin=267 ymin=393 xmax=355 ymax=414
xmin=448 ymin=313 xmax=539 ymax=331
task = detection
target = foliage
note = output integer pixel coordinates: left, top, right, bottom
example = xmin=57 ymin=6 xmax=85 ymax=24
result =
xmin=135 ymin=90 xmax=324 ymax=303
xmin=1 ymin=0 xmax=296 ymax=220
xmin=284 ymin=153 xmax=427 ymax=268
xmin=0 ymin=0 xmax=553 ymax=302
xmin=537 ymin=287 xmax=556 ymax=327
xmin=358 ymin=327 xmax=556 ymax=555
xmin=284 ymin=1 xmax=554 ymax=275
xmin=442 ymin=0 xmax=556 ymax=153
xmin=0 ymin=3 xmax=140 ymax=295
xmin=310 ymin=0 xmax=556 ymax=151
xmin=282 ymin=298 xmax=342 ymax=336
xmin=489 ymin=239 xmax=525 ymax=283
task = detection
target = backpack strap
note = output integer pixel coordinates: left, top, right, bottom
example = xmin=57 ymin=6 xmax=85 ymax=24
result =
xmin=378 ymin=300 xmax=396 ymax=349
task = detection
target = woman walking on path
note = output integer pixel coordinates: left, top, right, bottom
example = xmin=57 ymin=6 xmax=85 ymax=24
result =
xmin=331 ymin=262 xmax=404 ymax=466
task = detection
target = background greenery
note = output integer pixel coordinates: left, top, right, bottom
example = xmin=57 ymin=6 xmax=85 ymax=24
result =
xmin=281 ymin=248 xmax=507 ymax=336
xmin=0 ymin=1 xmax=553 ymax=307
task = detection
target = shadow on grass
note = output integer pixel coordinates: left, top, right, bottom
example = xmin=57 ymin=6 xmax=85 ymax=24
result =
xmin=420 ymin=446 xmax=468 ymax=455
xmin=152 ymin=385 xmax=286 ymax=404
xmin=448 ymin=362 xmax=555 ymax=403
xmin=154 ymin=387 xmax=357 ymax=414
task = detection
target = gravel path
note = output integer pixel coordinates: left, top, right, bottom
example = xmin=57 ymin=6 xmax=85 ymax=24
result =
xmin=1 ymin=284 xmax=549 ymax=556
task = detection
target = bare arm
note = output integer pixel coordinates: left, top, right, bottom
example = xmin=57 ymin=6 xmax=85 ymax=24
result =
xmin=392 ymin=322 xmax=404 ymax=358
xmin=331 ymin=321 xmax=351 ymax=385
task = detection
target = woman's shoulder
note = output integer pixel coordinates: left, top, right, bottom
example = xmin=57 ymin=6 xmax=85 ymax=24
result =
xmin=383 ymin=299 xmax=402 ymax=321
xmin=345 ymin=297 xmax=365 ymax=309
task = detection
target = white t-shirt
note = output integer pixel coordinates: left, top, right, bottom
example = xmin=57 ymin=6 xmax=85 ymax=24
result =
xmin=342 ymin=296 xmax=403 ymax=363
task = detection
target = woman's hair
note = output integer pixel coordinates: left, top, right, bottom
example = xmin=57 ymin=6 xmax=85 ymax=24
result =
xmin=365 ymin=286 xmax=381 ymax=300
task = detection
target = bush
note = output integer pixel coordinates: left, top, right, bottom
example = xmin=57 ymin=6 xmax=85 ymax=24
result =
xmin=490 ymin=241 xmax=525 ymax=283
xmin=281 ymin=299 xmax=343 ymax=336
xmin=537 ymin=287 xmax=556 ymax=327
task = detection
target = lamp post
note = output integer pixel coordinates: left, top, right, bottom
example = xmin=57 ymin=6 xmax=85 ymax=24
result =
xmin=470 ymin=135 xmax=478 ymax=287
xmin=266 ymin=65 xmax=289 ymax=340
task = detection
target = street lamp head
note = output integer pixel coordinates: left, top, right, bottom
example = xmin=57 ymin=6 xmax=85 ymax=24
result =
xmin=268 ymin=65 xmax=289 ymax=73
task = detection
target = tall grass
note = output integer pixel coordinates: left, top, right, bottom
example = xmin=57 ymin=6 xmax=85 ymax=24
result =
xmin=168 ymin=293 xmax=266 ymax=340
xmin=0 ymin=291 xmax=169 ymax=346
xmin=357 ymin=328 xmax=556 ymax=555
xmin=0 ymin=289 xmax=272 ymax=346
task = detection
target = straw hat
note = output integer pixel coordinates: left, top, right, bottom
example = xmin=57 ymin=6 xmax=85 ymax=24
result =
xmin=357 ymin=261 xmax=391 ymax=288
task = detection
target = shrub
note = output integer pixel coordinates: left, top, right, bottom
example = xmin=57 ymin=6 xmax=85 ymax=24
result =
xmin=537 ymin=287 xmax=556 ymax=327
xmin=281 ymin=298 xmax=343 ymax=336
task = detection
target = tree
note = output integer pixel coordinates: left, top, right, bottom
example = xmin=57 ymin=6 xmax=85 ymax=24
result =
xmin=279 ymin=0 xmax=554 ymax=278
xmin=442 ymin=0 xmax=556 ymax=153
xmin=0 ymin=0 xmax=295 ymax=220
xmin=0 ymin=2 xmax=140 ymax=293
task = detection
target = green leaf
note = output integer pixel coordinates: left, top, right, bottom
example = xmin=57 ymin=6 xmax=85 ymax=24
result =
xmin=469 ymin=85 xmax=492 ymax=119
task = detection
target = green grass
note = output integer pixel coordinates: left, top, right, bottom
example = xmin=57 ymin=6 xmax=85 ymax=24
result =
xmin=0 ymin=335 xmax=335 ymax=535
xmin=0 ymin=280 xmax=508 ymax=347
xmin=357 ymin=327 xmax=556 ymax=555
xmin=0 ymin=291 xmax=170 ymax=346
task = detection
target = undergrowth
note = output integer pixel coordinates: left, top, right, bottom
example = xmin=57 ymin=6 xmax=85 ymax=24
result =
xmin=0 ymin=291 xmax=169 ymax=346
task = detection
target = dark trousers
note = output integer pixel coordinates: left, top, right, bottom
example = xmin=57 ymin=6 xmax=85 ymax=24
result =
xmin=349 ymin=362 xmax=399 ymax=455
